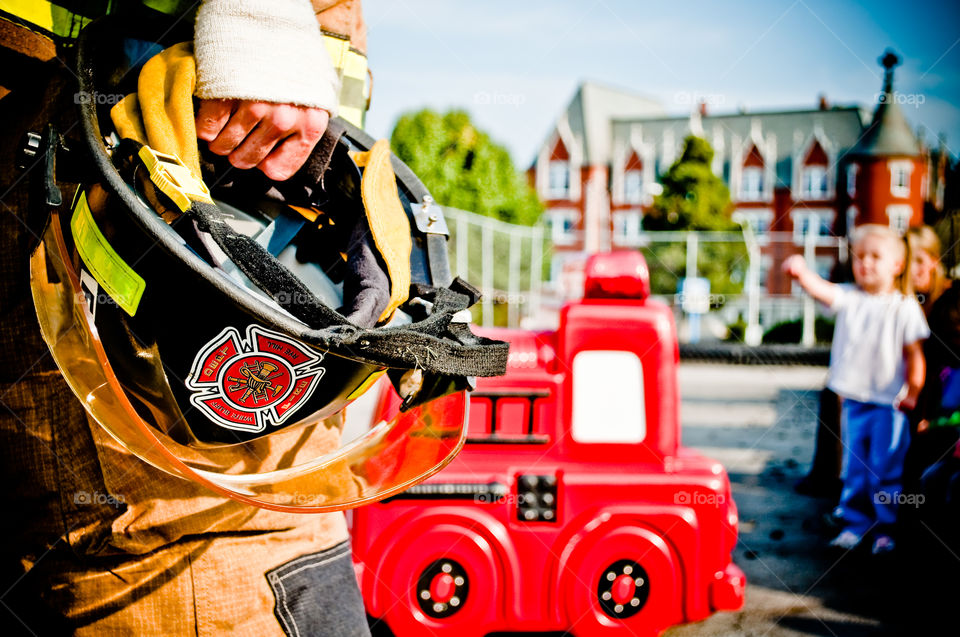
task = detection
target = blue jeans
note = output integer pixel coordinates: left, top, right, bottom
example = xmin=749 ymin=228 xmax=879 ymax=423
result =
xmin=266 ymin=541 xmax=372 ymax=637
xmin=835 ymin=399 xmax=910 ymax=537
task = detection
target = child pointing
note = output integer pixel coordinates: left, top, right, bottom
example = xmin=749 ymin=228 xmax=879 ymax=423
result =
xmin=784 ymin=224 xmax=928 ymax=554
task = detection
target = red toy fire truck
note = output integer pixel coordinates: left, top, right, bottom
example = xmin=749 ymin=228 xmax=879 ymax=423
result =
xmin=351 ymin=251 xmax=745 ymax=636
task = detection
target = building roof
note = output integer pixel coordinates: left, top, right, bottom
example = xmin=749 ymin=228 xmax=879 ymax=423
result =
xmin=562 ymin=81 xmax=664 ymax=164
xmin=540 ymin=58 xmax=921 ymax=187
xmin=848 ymin=51 xmax=921 ymax=157
xmin=611 ymin=106 xmax=866 ymax=187
xmin=849 ymin=100 xmax=920 ymax=157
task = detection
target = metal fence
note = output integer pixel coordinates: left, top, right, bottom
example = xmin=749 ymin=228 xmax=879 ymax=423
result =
xmin=444 ymin=207 xmax=548 ymax=328
xmin=633 ymin=230 xmax=846 ymax=346
xmin=443 ymin=206 xmax=846 ymax=342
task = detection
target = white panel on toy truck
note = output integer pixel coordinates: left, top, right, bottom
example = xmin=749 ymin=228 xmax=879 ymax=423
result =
xmin=571 ymin=350 xmax=646 ymax=443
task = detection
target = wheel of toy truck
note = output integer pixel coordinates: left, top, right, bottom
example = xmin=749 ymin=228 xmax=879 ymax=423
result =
xmin=596 ymin=559 xmax=649 ymax=620
xmin=562 ymin=525 xmax=683 ymax=636
xmin=415 ymin=558 xmax=469 ymax=619
xmin=380 ymin=523 xmax=501 ymax=636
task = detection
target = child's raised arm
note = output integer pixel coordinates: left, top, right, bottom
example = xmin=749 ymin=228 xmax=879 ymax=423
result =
xmin=782 ymin=255 xmax=839 ymax=307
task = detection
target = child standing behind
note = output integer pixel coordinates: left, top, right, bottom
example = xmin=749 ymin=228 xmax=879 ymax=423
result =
xmin=784 ymin=224 xmax=929 ymax=554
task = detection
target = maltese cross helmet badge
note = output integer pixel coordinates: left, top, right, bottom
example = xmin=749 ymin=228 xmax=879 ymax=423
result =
xmin=186 ymin=325 xmax=326 ymax=434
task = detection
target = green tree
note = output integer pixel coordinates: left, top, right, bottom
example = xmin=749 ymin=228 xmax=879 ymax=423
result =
xmin=642 ymin=135 xmax=745 ymax=297
xmin=390 ymin=109 xmax=542 ymax=225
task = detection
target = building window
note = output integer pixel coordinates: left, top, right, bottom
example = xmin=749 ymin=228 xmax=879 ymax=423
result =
xmin=791 ymin=210 xmax=835 ymax=245
xmin=801 ymin=165 xmax=829 ymax=199
xmin=623 ymin=169 xmax=643 ymax=204
xmin=737 ymin=209 xmax=773 ymax=236
xmin=547 ymin=209 xmax=578 ymax=245
xmin=548 ymin=160 xmax=571 ymax=199
xmin=789 ymin=256 xmax=836 ymax=296
xmin=846 ymin=163 xmax=858 ymax=198
xmin=741 ymin=167 xmax=764 ymax=201
xmin=550 ymin=254 xmax=564 ymax=283
xmin=758 ymin=255 xmax=772 ymax=293
xmin=887 ymin=204 xmax=912 ymax=235
xmin=846 ymin=206 xmax=858 ymax=237
xmin=815 ymin=256 xmax=834 ymax=280
xmin=612 ymin=210 xmax=644 ymax=246
xmin=572 ymin=350 xmax=645 ymax=443
xmin=890 ymin=161 xmax=912 ymax=198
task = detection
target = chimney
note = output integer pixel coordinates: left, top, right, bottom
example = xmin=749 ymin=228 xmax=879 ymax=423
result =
xmin=818 ymin=93 xmax=829 ymax=110
xmin=698 ymin=100 xmax=708 ymax=117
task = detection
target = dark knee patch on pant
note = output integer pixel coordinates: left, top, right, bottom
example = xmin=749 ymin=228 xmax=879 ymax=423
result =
xmin=266 ymin=541 xmax=370 ymax=637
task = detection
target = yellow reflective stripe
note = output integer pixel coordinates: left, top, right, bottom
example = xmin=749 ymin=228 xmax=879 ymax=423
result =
xmin=338 ymin=106 xmax=364 ymax=129
xmin=3 ymin=0 xmax=56 ymax=32
xmin=340 ymin=50 xmax=367 ymax=81
xmin=0 ymin=0 xmax=90 ymax=39
xmin=322 ymin=36 xmax=349 ymax=69
xmin=141 ymin=0 xmax=186 ymax=14
xmin=71 ymin=192 xmax=146 ymax=316
xmin=322 ymin=33 xmax=369 ymax=127
xmin=2 ymin=1 xmax=185 ymax=40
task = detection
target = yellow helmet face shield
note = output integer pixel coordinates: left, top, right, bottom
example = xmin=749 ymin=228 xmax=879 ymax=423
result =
xmin=30 ymin=213 xmax=467 ymax=513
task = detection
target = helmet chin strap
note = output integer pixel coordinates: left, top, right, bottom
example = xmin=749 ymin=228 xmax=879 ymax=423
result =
xmin=68 ymin=18 xmax=508 ymax=391
xmin=105 ymin=135 xmax=507 ymax=382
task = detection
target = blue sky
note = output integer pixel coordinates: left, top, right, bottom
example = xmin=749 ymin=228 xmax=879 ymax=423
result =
xmin=362 ymin=0 xmax=960 ymax=169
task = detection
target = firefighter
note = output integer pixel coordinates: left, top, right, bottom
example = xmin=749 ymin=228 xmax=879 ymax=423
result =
xmin=0 ymin=2 xmax=455 ymax=636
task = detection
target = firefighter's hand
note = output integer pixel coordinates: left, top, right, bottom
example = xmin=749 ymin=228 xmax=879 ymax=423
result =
xmin=196 ymin=99 xmax=329 ymax=182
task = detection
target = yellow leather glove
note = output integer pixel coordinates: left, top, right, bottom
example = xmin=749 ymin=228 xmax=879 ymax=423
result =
xmin=110 ymin=42 xmax=202 ymax=179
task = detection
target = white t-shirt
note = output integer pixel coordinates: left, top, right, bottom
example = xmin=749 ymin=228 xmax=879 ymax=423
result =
xmin=826 ymin=284 xmax=930 ymax=405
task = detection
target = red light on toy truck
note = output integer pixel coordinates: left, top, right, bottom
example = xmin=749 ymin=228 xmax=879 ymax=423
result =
xmin=583 ymin=251 xmax=650 ymax=300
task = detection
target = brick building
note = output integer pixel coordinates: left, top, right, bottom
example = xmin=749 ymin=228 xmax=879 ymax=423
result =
xmin=532 ymin=51 xmax=941 ymax=294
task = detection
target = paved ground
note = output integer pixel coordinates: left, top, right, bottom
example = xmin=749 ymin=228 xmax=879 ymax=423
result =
xmin=665 ymin=364 xmax=956 ymax=637
xmin=362 ymin=363 xmax=958 ymax=636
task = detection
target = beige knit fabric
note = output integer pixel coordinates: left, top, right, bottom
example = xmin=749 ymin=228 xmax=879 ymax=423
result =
xmin=193 ymin=0 xmax=340 ymax=114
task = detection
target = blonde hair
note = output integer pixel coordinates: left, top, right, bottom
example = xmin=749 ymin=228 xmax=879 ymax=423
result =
xmin=851 ymin=224 xmax=910 ymax=294
xmin=906 ymin=224 xmax=949 ymax=311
